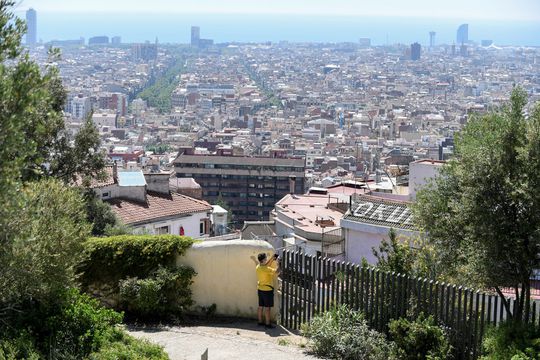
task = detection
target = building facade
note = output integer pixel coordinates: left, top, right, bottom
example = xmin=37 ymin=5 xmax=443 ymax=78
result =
xmin=457 ymin=24 xmax=469 ymax=44
xmin=25 ymin=8 xmax=37 ymax=45
xmin=174 ymin=151 xmax=306 ymax=225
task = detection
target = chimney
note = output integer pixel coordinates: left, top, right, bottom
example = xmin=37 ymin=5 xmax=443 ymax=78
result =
xmin=289 ymin=175 xmax=297 ymax=194
xmin=113 ymin=161 xmax=118 ymax=183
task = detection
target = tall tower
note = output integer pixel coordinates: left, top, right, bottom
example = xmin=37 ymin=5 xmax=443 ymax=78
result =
xmin=410 ymin=42 xmax=421 ymax=61
xmin=429 ymin=31 xmax=436 ymax=48
xmin=191 ymin=26 xmax=200 ymax=47
xmin=456 ymin=24 xmax=468 ymax=45
xmin=25 ymin=8 xmax=37 ymax=46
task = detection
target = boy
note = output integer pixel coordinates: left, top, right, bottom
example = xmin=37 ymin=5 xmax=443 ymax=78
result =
xmin=256 ymin=252 xmax=279 ymax=328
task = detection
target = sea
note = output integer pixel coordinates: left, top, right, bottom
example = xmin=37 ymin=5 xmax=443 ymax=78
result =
xmin=22 ymin=12 xmax=540 ymax=46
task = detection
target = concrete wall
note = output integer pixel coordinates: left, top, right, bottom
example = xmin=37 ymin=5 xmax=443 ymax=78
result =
xmin=176 ymin=240 xmax=278 ymax=320
xmin=342 ymin=218 xmax=418 ymax=265
xmin=409 ymin=160 xmax=443 ymax=200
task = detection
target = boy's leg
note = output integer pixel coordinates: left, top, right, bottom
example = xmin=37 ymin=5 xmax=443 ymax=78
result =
xmin=258 ymin=306 xmax=264 ymax=324
xmin=264 ymin=307 xmax=271 ymax=325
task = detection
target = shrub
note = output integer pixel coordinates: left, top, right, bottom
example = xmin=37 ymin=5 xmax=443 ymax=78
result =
xmin=0 ymin=289 xmax=169 ymax=360
xmin=302 ymin=305 xmax=395 ymax=360
xmin=0 ymin=332 xmax=40 ymax=360
xmin=89 ymin=331 xmax=168 ymax=360
xmin=480 ymin=321 xmax=540 ymax=360
xmin=45 ymin=288 xmax=123 ymax=357
xmin=119 ymin=265 xmax=196 ymax=317
xmin=79 ymin=235 xmax=194 ymax=286
xmin=388 ymin=314 xmax=452 ymax=360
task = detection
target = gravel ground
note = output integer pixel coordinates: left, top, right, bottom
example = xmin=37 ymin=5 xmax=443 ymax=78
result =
xmin=128 ymin=319 xmax=320 ymax=360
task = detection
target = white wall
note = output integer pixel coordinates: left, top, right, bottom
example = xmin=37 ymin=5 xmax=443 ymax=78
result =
xmin=134 ymin=211 xmax=209 ymax=239
xmin=342 ymin=218 xmax=417 ymax=265
xmin=409 ymin=161 xmax=443 ymax=200
xmin=176 ymin=240 xmax=278 ymax=320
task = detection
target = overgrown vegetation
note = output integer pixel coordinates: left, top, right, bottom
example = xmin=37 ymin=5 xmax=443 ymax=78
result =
xmin=302 ymin=305 xmax=395 ymax=360
xmin=0 ymin=2 xmax=172 ymax=357
xmin=0 ymin=289 xmax=168 ymax=359
xmin=80 ymin=235 xmax=196 ymax=318
xmin=137 ymin=59 xmax=184 ymax=113
xmin=119 ymin=265 xmax=196 ymax=317
xmin=414 ymin=87 xmax=540 ymax=323
xmin=388 ymin=314 xmax=452 ymax=360
xmin=480 ymin=321 xmax=540 ymax=360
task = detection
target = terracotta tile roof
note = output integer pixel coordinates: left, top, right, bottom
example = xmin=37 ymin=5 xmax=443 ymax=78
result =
xmin=344 ymin=194 xmax=416 ymax=230
xmin=107 ymin=191 xmax=212 ymax=226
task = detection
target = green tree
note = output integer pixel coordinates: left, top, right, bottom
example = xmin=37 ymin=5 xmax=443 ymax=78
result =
xmin=373 ymin=228 xmax=414 ymax=275
xmin=1 ymin=179 xmax=91 ymax=317
xmin=48 ymin=114 xmax=107 ymax=184
xmin=83 ymin=190 xmax=119 ymax=236
xmin=414 ymin=87 xmax=540 ymax=323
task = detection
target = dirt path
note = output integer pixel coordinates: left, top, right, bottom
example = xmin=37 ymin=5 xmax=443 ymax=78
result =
xmin=128 ymin=320 xmax=319 ymax=360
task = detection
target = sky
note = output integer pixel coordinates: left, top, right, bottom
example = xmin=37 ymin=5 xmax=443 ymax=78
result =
xmin=15 ymin=0 xmax=540 ymax=21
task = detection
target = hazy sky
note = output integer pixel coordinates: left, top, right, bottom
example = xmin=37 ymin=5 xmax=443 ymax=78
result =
xmin=16 ymin=0 xmax=540 ymax=21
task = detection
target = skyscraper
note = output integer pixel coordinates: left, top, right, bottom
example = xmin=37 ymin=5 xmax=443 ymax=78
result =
xmin=457 ymin=24 xmax=468 ymax=44
xmin=429 ymin=31 xmax=436 ymax=48
xmin=191 ymin=26 xmax=200 ymax=47
xmin=25 ymin=8 xmax=37 ymax=46
xmin=411 ymin=42 xmax=421 ymax=61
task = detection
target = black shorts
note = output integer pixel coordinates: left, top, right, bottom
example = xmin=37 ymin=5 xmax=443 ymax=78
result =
xmin=258 ymin=289 xmax=274 ymax=307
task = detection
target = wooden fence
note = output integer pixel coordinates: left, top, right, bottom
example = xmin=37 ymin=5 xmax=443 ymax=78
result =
xmin=279 ymin=250 xmax=540 ymax=359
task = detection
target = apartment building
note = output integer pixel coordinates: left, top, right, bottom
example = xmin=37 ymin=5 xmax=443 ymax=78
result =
xmin=174 ymin=149 xmax=306 ymax=225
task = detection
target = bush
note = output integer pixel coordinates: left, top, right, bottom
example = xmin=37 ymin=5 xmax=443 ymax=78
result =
xmin=302 ymin=305 xmax=395 ymax=360
xmin=0 ymin=332 xmax=40 ymax=360
xmin=45 ymin=288 xmax=123 ymax=357
xmin=0 ymin=289 xmax=169 ymax=360
xmin=79 ymin=235 xmax=194 ymax=286
xmin=480 ymin=321 xmax=540 ymax=360
xmin=119 ymin=265 xmax=196 ymax=317
xmin=388 ymin=314 xmax=452 ymax=360
xmin=89 ymin=331 xmax=168 ymax=360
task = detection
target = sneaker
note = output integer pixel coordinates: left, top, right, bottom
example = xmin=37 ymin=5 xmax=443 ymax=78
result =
xmin=257 ymin=322 xmax=265 ymax=326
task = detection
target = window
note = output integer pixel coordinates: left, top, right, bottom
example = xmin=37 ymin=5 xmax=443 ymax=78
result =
xmin=199 ymin=221 xmax=205 ymax=235
xmin=155 ymin=225 xmax=169 ymax=235
xmin=102 ymin=191 xmax=110 ymax=199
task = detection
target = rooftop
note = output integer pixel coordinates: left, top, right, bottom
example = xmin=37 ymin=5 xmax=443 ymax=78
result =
xmin=344 ymin=194 xmax=415 ymax=230
xmin=107 ymin=191 xmax=212 ymax=226
xmin=118 ymin=171 xmax=147 ymax=187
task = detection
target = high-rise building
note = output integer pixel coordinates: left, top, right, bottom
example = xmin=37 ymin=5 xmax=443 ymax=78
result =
xmin=457 ymin=24 xmax=468 ymax=44
xmin=111 ymin=36 xmax=121 ymax=45
xmin=25 ymin=8 xmax=37 ymax=45
xmin=174 ymin=149 xmax=306 ymax=225
xmin=67 ymin=94 xmax=92 ymax=120
xmin=191 ymin=26 xmax=200 ymax=47
xmin=410 ymin=42 xmax=421 ymax=61
xmin=89 ymin=36 xmax=109 ymax=45
xmin=429 ymin=31 xmax=436 ymax=48
xmin=131 ymin=43 xmax=158 ymax=61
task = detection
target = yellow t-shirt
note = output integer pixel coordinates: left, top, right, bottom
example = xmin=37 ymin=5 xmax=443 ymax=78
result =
xmin=256 ymin=264 xmax=277 ymax=291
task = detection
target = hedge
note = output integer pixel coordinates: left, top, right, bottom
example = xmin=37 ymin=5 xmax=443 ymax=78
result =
xmin=78 ymin=235 xmax=194 ymax=286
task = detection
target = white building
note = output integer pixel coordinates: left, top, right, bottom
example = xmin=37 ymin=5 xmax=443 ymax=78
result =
xmin=71 ymin=95 xmax=92 ymax=120
xmin=341 ymin=194 xmax=419 ymax=265
xmin=409 ymin=159 xmax=444 ymax=200
xmin=87 ymin=165 xmax=213 ymax=239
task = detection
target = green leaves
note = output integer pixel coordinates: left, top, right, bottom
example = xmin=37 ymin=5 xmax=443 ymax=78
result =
xmin=388 ymin=314 xmax=452 ymax=360
xmin=302 ymin=305 xmax=395 ymax=360
xmin=79 ymin=235 xmax=194 ymax=287
xmin=413 ymin=87 xmax=540 ymax=320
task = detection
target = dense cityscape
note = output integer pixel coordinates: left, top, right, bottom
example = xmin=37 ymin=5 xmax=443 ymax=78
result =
xmin=1 ymin=1 xmax=539 ymax=358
